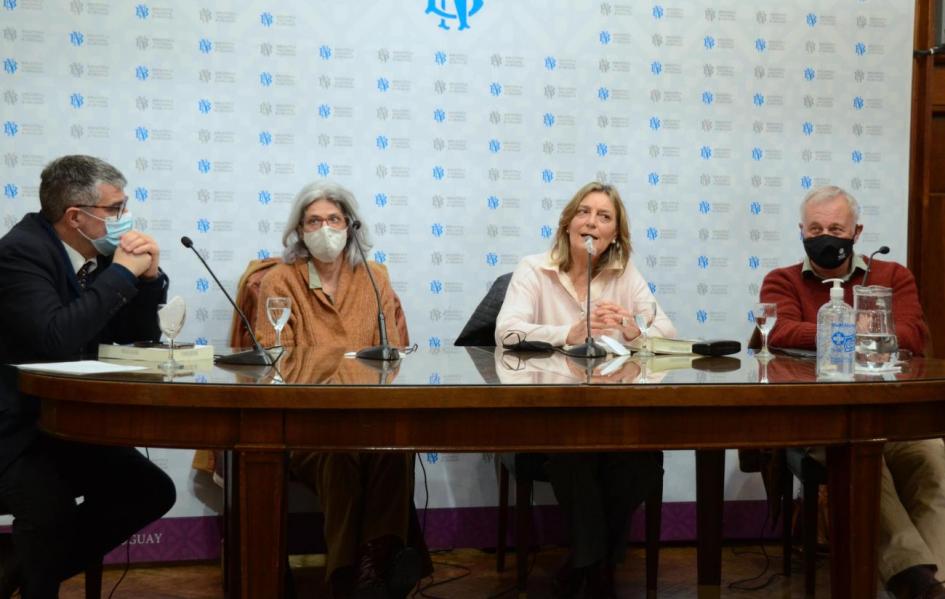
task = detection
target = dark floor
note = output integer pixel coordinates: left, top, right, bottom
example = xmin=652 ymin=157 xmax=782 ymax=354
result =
xmin=57 ymin=543 xmax=851 ymax=598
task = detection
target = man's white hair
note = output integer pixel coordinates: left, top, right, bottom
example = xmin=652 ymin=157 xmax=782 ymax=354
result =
xmin=799 ymin=185 xmax=861 ymax=224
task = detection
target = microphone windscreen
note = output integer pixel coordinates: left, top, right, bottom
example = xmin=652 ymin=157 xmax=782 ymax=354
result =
xmin=180 ymin=236 xmax=193 ymax=248
xmin=583 ymin=235 xmax=596 ymax=256
xmin=878 ymin=245 xmax=890 ymax=254
xmin=351 ymin=220 xmax=362 ymax=230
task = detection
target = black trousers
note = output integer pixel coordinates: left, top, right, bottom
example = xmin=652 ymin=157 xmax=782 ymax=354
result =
xmin=0 ymin=433 xmax=176 ymax=599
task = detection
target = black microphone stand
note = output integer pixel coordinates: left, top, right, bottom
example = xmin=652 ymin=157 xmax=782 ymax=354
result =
xmin=349 ymin=222 xmax=400 ymax=361
xmin=180 ymin=237 xmax=274 ymax=366
xmin=562 ymin=238 xmax=608 ymax=359
xmin=861 ymin=245 xmax=890 ymax=287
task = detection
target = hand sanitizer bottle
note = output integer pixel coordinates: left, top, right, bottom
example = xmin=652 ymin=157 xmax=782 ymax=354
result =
xmin=816 ymin=278 xmax=855 ymax=380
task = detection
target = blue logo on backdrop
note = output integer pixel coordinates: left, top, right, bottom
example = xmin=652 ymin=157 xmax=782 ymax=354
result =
xmin=598 ymin=87 xmax=610 ymax=101
xmin=135 ymin=65 xmax=150 ymax=80
xmin=431 ymin=223 xmax=444 ymax=237
xmin=199 ymin=38 xmax=212 ymax=53
xmin=853 ymin=96 xmax=864 ymax=110
xmin=260 ymin=12 xmax=273 ymax=27
xmin=851 ymin=150 xmax=863 ymax=163
xmin=4 ymin=183 xmax=17 ymax=198
xmin=651 ymin=61 xmax=662 ymax=75
xmin=373 ymin=250 xmax=387 ymax=264
xmin=430 ymin=280 xmax=443 ymax=294
xmin=544 ymin=56 xmax=557 ymax=71
xmin=753 ymin=93 xmax=765 ymax=107
xmin=70 ymin=93 xmax=84 ymax=109
xmin=432 ymin=166 xmax=445 ymax=180
xmin=135 ymin=126 xmax=149 ymax=141
xmin=487 ymin=195 xmax=500 ymax=209
xmin=486 ymin=252 xmax=498 ymax=266
xmin=434 ymin=51 xmax=447 ymax=65
xmin=646 ymin=227 xmax=658 ymax=240
xmin=697 ymin=310 xmax=708 ymax=324
xmin=317 ymin=162 xmax=330 ymax=177
xmin=599 ymin=30 xmax=611 ymax=45
xmin=540 ymin=225 xmax=553 ymax=239
xmin=196 ymin=278 xmax=209 ymax=293
xmin=804 ymin=67 xmax=816 ymax=81
xmin=425 ymin=451 xmax=439 ymax=462
xmin=704 ymin=36 xmax=715 ymax=50
xmin=258 ymin=191 xmax=272 ymax=205
xmin=649 ymin=116 xmax=661 ymax=130
xmin=652 ymin=5 xmax=664 ymax=19
xmin=748 ymin=256 xmax=760 ymax=269
xmin=197 ymin=159 xmax=210 ymax=173
xmin=3 ymin=58 xmax=17 ymax=74
xmin=541 ymin=169 xmax=554 ymax=183
xmin=135 ymin=187 xmax=149 ymax=202
xmin=377 ymin=77 xmax=390 ymax=92
xmin=750 ymin=201 xmax=762 ymax=215
xmin=596 ymin=143 xmax=608 ymax=157
xmin=196 ymin=218 xmax=210 ymax=233
xmin=3 ymin=121 xmax=18 ymax=137
xmin=543 ymin=113 xmax=555 ymax=127
xmin=854 ymin=42 xmax=866 ymax=56
xmin=802 ymin=121 xmax=814 ymax=135
xmin=697 ymin=255 xmax=709 ymax=269
xmin=198 ymin=99 xmax=211 ymax=113
xmin=801 ymin=176 xmax=813 ymax=189
xmin=747 ymin=311 xmax=755 ymax=323
xmin=259 ymin=131 xmax=272 ymax=146
xmin=318 ymin=104 xmax=331 ymax=118
xmin=319 ymin=45 xmax=332 ymax=60
xmin=702 ymin=91 xmax=714 ymax=105
xmin=489 ymin=82 xmax=502 ymax=96
xmin=257 ymin=249 xmax=270 ymax=259
xmin=376 ymin=135 xmax=389 ymax=150
xmin=755 ymin=38 xmax=767 ymax=52
xmin=424 ymin=0 xmax=483 ymax=31
xmin=135 ymin=4 xmax=149 ymax=19
xmin=260 ymin=72 xmax=273 ymax=86
xmin=648 ymin=172 xmax=659 ymax=186
xmin=752 ymin=147 xmax=763 ymax=161
xmin=648 ymin=282 xmax=657 ymax=294
xmin=69 ymin=31 xmax=85 ymax=47
xmin=700 ymin=146 xmax=712 ymax=160
xmin=3 ymin=0 xmax=16 ymax=9
xmin=433 ymin=108 xmax=446 ymax=122
xmin=195 ymin=338 xmax=209 ymax=347
xmin=806 ymin=13 xmax=817 ymax=27
xmin=699 ymin=200 xmax=711 ymax=214
xmin=375 ymin=193 xmax=388 ymax=207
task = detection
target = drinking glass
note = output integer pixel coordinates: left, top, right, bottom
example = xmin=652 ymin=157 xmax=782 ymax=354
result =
xmin=157 ymin=302 xmax=186 ymax=372
xmin=267 ymin=297 xmax=292 ymax=347
xmin=632 ymin=301 xmax=658 ymax=357
xmin=753 ymin=302 xmax=778 ymax=359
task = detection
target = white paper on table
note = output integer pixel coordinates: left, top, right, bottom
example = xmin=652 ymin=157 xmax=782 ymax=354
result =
xmin=15 ymin=361 xmax=148 ymax=375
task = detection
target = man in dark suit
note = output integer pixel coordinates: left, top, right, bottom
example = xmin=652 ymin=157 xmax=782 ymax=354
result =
xmin=0 ymin=155 xmax=176 ymax=599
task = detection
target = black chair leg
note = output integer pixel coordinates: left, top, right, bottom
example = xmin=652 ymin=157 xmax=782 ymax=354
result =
xmin=802 ymin=477 xmax=819 ymax=597
xmin=782 ymin=454 xmax=794 ymax=577
xmin=496 ymin=463 xmax=510 ymax=573
xmin=645 ymin=468 xmax=663 ymax=598
xmin=85 ymin=560 xmax=103 ymax=599
xmin=515 ymin=477 xmax=533 ymax=595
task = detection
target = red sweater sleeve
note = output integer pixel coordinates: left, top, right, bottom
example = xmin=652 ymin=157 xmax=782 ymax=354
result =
xmin=761 ymin=266 xmax=816 ymax=350
xmin=887 ymin=264 xmax=929 ymax=356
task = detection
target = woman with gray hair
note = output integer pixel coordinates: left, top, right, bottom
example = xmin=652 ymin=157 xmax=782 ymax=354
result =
xmin=255 ymin=181 xmax=424 ymax=599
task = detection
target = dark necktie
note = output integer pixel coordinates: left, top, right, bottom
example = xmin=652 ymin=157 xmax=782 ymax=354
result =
xmin=76 ymin=261 xmax=93 ymax=289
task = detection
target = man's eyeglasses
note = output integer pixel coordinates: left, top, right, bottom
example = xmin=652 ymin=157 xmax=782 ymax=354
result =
xmin=302 ymin=215 xmax=347 ymax=230
xmin=75 ymin=201 xmax=128 ymax=218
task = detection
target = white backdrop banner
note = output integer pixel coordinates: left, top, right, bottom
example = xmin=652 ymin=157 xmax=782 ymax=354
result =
xmin=0 ymin=0 xmax=914 ymax=553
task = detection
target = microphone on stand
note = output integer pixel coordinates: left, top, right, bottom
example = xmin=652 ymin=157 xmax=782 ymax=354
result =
xmin=180 ymin=236 xmax=274 ymax=366
xmin=562 ymin=235 xmax=608 ymax=359
xmin=349 ymin=221 xmax=400 ymax=361
xmin=861 ymin=245 xmax=890 ymax=287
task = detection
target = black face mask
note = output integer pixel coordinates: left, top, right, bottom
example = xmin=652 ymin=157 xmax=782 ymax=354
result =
xmin=803 ymin=234 xmax=854 ymax=270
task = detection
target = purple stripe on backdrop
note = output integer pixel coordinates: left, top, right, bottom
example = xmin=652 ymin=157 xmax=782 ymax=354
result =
xmin=54 ymin=499 xmax=785 ymax=564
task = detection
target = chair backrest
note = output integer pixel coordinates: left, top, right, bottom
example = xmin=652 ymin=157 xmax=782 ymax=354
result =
xmin=454 ymin=272 xmax=513 ymax=347
xmin=229 ymin=257 xmax=282 ymax=348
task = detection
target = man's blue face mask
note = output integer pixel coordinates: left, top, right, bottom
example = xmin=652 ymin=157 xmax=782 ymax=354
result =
xmin=78 ymin=209 xmax=134 ymax=256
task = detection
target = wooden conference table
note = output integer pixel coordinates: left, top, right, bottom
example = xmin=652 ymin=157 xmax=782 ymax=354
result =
xmin=20 ymin=345 xmax=945 ymax=598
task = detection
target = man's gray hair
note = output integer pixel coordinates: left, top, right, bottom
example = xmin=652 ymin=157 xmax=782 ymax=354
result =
xmin=282 ymin=181 xmax=372 ymax=267
xmin=39 ymin=155 xmax=126 ymax=222
xmin=800 ymin=185 xmax=861 ymax=224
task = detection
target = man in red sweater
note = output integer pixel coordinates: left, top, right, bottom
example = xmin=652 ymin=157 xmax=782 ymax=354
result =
xmin=761 ymin=185 xmax=944 ymax=599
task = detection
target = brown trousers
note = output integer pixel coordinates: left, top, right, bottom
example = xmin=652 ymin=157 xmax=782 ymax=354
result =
xmin=290 ymin=451 xmax=415 ymax=576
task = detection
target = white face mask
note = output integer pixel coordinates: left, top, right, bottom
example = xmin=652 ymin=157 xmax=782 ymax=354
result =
xmin=303 ymin=226 xmax=347 ymax=263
